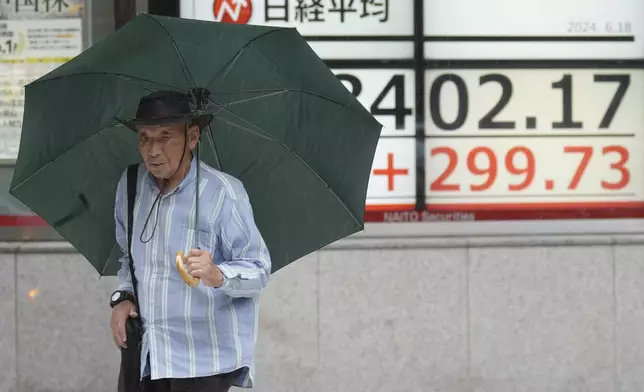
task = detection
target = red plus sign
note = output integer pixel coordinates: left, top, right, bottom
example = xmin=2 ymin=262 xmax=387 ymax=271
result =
xmin=373 ymin=153 xmax=409 ymax=191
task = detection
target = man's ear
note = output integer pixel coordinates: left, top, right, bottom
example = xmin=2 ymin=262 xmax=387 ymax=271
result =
xmin=188 ymin=125 xmax=200 ymax=148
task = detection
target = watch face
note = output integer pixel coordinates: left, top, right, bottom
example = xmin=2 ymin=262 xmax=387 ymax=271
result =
xmin=111 ymin=292 xmax=121 ymax=302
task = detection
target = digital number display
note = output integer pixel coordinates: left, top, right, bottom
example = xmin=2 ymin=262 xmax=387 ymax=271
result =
xmin=426 ymin=140 xmax=635 ymax=201
xmin=426 ymin=71 xmax=634 ymax=134
xmin=424 ymin=69 xmax=643 ymax=212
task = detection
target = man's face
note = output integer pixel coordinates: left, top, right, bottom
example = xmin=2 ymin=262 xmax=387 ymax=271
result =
xmin=137 ymin=122 xmax=199 ymax=179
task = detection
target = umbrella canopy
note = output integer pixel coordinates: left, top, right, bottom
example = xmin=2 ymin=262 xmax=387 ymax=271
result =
xmin=9 ymin=13 xmax=381 ymax=275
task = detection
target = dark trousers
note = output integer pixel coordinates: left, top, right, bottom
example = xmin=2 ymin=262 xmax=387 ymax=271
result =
xmin=141 ymin=369 xmax=242 ymax=392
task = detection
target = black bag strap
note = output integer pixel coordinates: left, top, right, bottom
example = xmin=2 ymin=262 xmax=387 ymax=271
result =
xmin=126 ymin=164 xmax=139 ymax=304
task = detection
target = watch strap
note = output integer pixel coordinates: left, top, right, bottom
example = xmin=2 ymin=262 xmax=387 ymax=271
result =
xmin=110 ymin=290 xmax=136 ymax=308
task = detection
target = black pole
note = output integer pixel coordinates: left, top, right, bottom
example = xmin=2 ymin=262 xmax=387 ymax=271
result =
xmin=114 ymin=0 xmax=137 ymax=30
xmin=148 ymin=0 xmax=180 ymax=16
xmin=413 ymin=0 xmax=426 ymax=211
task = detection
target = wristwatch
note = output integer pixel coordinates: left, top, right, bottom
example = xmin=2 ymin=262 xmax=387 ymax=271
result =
xmin=110 ymin=290 xmax=136 ymax=308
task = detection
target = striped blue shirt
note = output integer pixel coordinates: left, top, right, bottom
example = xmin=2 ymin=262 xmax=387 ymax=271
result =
xmin=113 ymin=157 xmax=271 ymax=388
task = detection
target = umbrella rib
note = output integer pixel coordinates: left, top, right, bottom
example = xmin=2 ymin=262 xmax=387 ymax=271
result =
xmin=101 ymin=243 xmax=120 ymax=276
xmin=203 ymin=28 xmax=284 ymax=90
xmin=205 ymin=97 xmax=363 ymax=229
xmin=203 ymin=123 xmax=223 ymax=171
xmin=219 ymin=89 xmax=288 ymax=105
xmin=27 ymin=71 xmax=189 ymax=92
xmin=216 ymin=88 xmax=375 ymax=120
xmin=10 ymin=122 xmax=127 ymax=191
xmin=143 ymin=14 xmax=198 ymax=90
xmin=243 ymin=31 xmax=373 ymax=120
xmin=208 ymin=27 xmax=374 ymax=121
xmin=208 ymin=89 xmax=376 ymax=141
xmin=211 ymin=89 xmax=286 ymax=94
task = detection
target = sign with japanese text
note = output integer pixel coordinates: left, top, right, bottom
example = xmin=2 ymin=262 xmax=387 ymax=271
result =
xmin=0 ymin=0 xmax=83 ymax=19
xmin=180 ymin=0 xmax=414 ymax=59
xmin=424 ymin=0 xmax=644 ymax=60
xmin=0 ymin=0 xmax=83 ymax=159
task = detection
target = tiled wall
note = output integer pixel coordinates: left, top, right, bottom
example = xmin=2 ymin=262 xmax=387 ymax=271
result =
xmin=2 ymin=232 xmax=644 ymax=392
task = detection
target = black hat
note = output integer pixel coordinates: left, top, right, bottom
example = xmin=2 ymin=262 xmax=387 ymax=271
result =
xmin=120 ymin=88 xmax=213 ymax=131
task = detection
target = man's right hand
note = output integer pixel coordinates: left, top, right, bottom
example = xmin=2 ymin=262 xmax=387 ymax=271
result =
xmin=110 ymin=300 xmax=138 ymax=349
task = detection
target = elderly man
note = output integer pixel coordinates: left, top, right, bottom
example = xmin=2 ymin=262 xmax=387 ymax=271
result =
xmin=108 ymin=90 xmax=271 ymax=392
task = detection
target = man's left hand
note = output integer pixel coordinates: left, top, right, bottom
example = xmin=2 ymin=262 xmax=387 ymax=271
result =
xmin=185 ymin=249 xmax=224 ymax=288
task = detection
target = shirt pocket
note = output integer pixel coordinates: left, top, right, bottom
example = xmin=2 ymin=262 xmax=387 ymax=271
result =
xmin=177 ymin=228 xmax=215 ymax=255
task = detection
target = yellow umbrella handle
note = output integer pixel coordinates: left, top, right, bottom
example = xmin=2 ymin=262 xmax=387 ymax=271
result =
xmin=175 ymin=250 xmax=200 ymax=287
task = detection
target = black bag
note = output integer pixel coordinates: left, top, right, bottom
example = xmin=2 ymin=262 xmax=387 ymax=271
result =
xmin=118 ymin=164 xmax=143 ymax=392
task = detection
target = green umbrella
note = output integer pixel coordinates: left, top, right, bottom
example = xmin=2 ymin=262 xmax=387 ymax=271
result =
xmin=9 ymin=13 xmax=381 ymax=275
